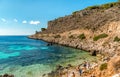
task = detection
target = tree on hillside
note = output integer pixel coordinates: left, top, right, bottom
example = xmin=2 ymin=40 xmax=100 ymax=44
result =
xmin=118 ymin=0 xmax=120 ymax=2
xmin=35 ymin=31 xmax=39 ymax=34
xmin=41 ymin=28 xmax=46 ymax=31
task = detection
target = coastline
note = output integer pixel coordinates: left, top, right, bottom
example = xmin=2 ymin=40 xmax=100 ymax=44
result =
xmin=0 ymin=36 xmax=98 ymax=77
xmin=28 ymin=36 xmax=102 ymax=77
xmin=28 ymin=33 xmax=106 ymax=56
xmin=28 ymin=36 xmax=88 ymax=52
xmin=27 ymin=2 xmax=120 ymax=76
xmin=28 ymin=30 xmax=120 ymax=77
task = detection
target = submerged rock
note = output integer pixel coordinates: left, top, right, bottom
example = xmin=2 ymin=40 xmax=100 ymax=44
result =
xmin=0 ymin=74 xmax=14 ymax=77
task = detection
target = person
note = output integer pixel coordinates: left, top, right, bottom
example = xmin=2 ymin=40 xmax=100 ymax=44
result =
xmin=86 ymin=62 xmax=91 ymax=70
xmin=77 ymin=65 xmax=83 ymax=76
xmin=83 ymin=61 xmax=87 ymax=70
xmin=72 ymin=72 xmax=75 ymax=77
xmin=68 ymin=72 xmax=75 ymax=77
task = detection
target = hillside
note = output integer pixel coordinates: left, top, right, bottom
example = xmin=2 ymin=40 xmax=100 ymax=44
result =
xmin=41 ymin=2 xmax=120 ymax=33
xmin=30 ymin=2 xmax=120 ymax=77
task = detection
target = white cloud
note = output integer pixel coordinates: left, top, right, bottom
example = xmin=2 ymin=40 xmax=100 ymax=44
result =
xmin=22 ymin=20 xmax=27 ymax=24
xmin=29 ymin=20 xmax=40 ymax=25
xmin=1 ymin=18 xmax=6 ymax=22
xmin=14 ymin=19 xmax=18 ymax=22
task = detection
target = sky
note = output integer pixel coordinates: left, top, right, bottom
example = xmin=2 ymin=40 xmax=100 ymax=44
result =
xmin=0 ymin=0 xmax=117 ymax=35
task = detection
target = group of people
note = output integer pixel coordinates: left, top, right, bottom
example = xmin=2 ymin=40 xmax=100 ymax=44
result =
xmin=76 ymin=61 xmax=91 ymax=76
xmin=66 ymin=61 xmax=96 ymax=77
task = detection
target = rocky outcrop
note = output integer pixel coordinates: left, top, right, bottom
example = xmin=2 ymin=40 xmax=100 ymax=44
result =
xmin=90 ymin=55 xmax=120 ymax=77
xmin=30 ymin=21 xmax=120 ymax=55
xmin=41 ymin=5 xmax=120 ymax=34
xmin=29 ymin=2 xmax=120 ymax=77
xmin=0 ymin=74 xmax=14 ymax=77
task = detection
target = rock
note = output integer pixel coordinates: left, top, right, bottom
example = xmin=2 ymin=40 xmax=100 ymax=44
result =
xmin=67 ymin=64 xmax=73 ymax=67
xmin=3 ymin=74 xmax=9 ymax=77
xmin=29 ymin=2 xmax=120 ymax=77
xmin=0 ymin=74 xmax=14 ymax=77
xmin=46 ymin=42 xmax=53 ymax=46
xmin=91 ymin=50 xmax=97 ymax=56
xmin=56 ymin=65 xmax=63 ymax=70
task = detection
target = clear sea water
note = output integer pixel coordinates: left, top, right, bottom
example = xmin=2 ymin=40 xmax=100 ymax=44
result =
xmin=0 ymin=36 xmax=97 ymax=77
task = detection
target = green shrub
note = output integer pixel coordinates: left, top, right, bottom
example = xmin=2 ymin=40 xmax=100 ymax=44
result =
xmin=85 ymin=2 xmax=118 ymax=10
xmin=72 ymin=11 xmax=79 ymax=15
xmin=35 ymin=31 xmax=39 ymax=34
xmin=78 ymin=33 xmax=86 ymax=40
xmin=85 ymin=5 xmax=99 ymax=10
xmin=69 ymin=35 xmax=75 ymax=39
xmin=114 ymin=36 xmax=120 ymax=42
xmin=54 ymin=35 xmax=61 ymax=38
xmin=93 ymin=33 xmax=108 ymax=41
xmin=41 ymin=28 xmax=46 ymax=31
xmin=100 ymin=3 xmax=116 ymax=9
xmin=100 ymin=63 xmax=108 ymax=71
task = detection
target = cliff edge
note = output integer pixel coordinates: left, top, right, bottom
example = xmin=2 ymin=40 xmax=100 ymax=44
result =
xmin=30 ymin=2 xmax=120 ymax=77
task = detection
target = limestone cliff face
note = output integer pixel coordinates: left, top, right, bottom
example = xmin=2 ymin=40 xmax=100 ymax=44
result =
xmin=30 ymin=21 xmax=120 ymax=54
xmin=42 ymin=6 xmax=120 ymax=34
xmin=30 ymin=5 xmax=120 ymax=55
xmin=30 ymin=2 xmax=120 ymax=77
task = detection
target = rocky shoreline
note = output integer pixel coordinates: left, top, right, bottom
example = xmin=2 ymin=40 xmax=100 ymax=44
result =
xmin=29 ymin=35 xmax=120 ymax=77
xmin=29 ymin=2 xmax=120 ymax=77
xmin=28 ymin=35 xmax=98 ymax=56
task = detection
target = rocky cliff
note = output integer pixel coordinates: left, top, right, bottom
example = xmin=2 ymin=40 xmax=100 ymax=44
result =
xmin=31 ymin=2 xmax=120 ymax=55
xmin=30 ymin=2 xmax=120 ymax=77
xmin=41 ymin=2 xmax=120 ymax=34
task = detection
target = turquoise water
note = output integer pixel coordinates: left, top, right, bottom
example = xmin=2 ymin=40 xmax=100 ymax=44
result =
xmin=0 ymin=52 xmax=20 ymax=59
xmin=0 ymin=36 xmax=97 ymax=77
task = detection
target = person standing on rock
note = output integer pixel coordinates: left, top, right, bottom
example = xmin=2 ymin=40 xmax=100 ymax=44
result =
xmin=76 ymin=65 xmax=83 ymax=76
xmin=86 ymin=62 xmax=91 ymax=70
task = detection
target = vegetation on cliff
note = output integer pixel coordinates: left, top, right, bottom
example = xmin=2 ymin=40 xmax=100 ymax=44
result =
xmin=41 ymin=28 xmax=46 ymax=31
xmin=93 ymin=33 xmax=108 ymax=41
xmin=69 ymin=35 xmax=75 ymax=39
xmin=38 ymin=1 xmax=120 ymax=34
xmin=85 ymin=2 xmax=120 ymax=10
xmin=77 ymin=33 xmax=86 ymax=40
xmin=54 ymin=35 xmax=61 ymax=38
xmin=114 ymin=36 xmax=120 ymax=42
xmin=100 ymin=63 xmax=108 ymax=71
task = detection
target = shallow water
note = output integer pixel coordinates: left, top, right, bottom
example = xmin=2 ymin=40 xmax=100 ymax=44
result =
xmin=0 ymin=36 xmax=97 ymax=77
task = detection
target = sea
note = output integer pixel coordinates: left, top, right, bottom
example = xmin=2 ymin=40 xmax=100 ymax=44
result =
xmin=0 ymin=36 xmax=97 ymax=77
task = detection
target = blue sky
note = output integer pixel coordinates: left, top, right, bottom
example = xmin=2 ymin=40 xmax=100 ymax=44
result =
xmin=0 ymin=0 xmax=117 ymax=35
